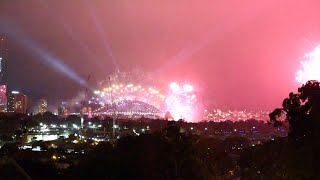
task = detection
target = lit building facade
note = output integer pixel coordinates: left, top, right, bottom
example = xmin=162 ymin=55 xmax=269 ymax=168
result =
xmin=0 ymin=85 xmax=7 ymax=112
xmin=7 ymin=91 xmax=28 ymax=114
xmin=38 ymin=98 xmax=48 ymax=114
xmin=0 ymin=36 xmax=8 ymax=112
xmin=6 ymin=92 xmax=14 ymax=112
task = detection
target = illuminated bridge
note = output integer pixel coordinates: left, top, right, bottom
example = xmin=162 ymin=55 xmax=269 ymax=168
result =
xmin=92 ymin=83 xmax=166 ymax=119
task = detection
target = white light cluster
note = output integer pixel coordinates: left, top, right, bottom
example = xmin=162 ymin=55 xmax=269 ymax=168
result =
xmin=296 ymin=45 xmax=320 ymax=84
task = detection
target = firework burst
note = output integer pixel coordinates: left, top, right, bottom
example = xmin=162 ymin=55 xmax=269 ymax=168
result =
xmin=92 ymin=70 xmax=199 ymax=122
xmin=165 ymin=82 xmax=198 ymax=122
xmin=296 ymin=45 xmax=320 ymax=84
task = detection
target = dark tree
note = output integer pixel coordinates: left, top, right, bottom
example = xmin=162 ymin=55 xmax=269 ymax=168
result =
xmin=239 ymin=138 xmax=295 ymax=179
xmin=65 ymin=115 xmax=81 ymax=126
xmin=0 ymin=143 xmax=19 ymax=157
xmin=270 ymin=80 xmax=320 ymax=140
xmin=0 ymin=112 xmax=8 ymax=121
xmin=269 ymin=80 xmax=320 ymax=178
xmin=33 ymin=111 xmax=58 ymax=124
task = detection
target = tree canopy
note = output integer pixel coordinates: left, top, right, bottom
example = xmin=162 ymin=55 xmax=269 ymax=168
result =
xmin=269 ymin=80 xmax=320 ymax=178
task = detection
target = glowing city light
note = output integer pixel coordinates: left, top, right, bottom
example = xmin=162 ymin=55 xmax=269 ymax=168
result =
xmin=11 ymin=91 xmax=20 ymax=94
xmin=296 ymin=45 xmax=320 ymax=84
xmin=94 ymin=90 xmax=100 ymax=95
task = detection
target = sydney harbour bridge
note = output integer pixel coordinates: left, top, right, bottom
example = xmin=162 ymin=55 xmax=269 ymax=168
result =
xmin=91 ymin=83 xmax=166 ymax=119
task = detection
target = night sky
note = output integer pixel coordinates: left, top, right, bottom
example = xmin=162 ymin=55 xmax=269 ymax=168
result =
xmin=1 ymin=0 xmax=320 ymax=111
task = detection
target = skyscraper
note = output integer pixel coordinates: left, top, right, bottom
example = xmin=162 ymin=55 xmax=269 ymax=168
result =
xmin=0 ymin=36 xmax=8 ymax=112
xmin=7 ymin=91 xmax=28 ymax=114
xmin=0 ymin=36 xmax=8 ymax=85
xmin=38 ymin=98 xmax=48 ymax=114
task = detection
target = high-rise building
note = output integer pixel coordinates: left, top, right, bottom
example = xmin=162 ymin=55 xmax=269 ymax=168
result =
xmin=0 ymin=36 xmax=8 ymax=112
xmin=0 ymin=36 xmax=8 ymax=85
xmin=38 ymin=98 xmax=48 ymax=114
xmin=6 ymin=92 xmax=14 ymax=112
xmin=0 ymin=85 xmax=7 ymax=112
xmin=7 ymin=91 xmax=28 ymax=114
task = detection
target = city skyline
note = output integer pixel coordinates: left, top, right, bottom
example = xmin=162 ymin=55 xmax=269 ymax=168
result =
xmin=1 ymin=1 xmax=320 ymax=111
xmin=1 ymin=1 xmax=320 ymax=179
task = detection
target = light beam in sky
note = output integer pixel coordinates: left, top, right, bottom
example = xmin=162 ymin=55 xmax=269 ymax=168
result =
xmin=83 ymin=0 xmax=120 ymax=73
xmin=1 ymin=19 xmax=89 ymax=88
xmin=39 ymin=0 xmax=106 ymax=74
xmin=296 ymin=45 xmax=320 ymax=84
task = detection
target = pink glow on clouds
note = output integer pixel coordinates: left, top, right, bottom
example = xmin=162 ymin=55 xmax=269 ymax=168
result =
xmin=1 ymin=0 xmax=320 ymax=110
